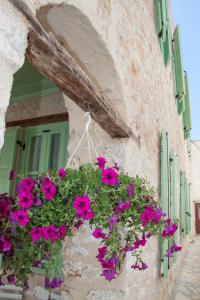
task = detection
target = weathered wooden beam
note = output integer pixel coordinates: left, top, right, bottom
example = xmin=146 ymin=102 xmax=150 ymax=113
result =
xmin=9 ymin=0 xmax=132 ymax=138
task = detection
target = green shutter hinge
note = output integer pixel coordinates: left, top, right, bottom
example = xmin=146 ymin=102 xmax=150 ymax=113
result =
xmin=17 ymin=140 xmax=26 ymax=151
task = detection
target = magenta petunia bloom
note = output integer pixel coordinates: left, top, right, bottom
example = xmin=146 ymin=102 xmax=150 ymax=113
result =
xmin=102 ymin=168 xmax=118 ymax=186
xmin=140 ymin=207 xmax=165 ymax=227
xmin=96 ymin=157 xmax=107 ymax=170
xmin=162 ymin=220 xmax=177 ymax=237
xmin=101 ymin=269 xmax=118 ymax=281
xmin=18 ymin=190 xmax=33 ymax=210
xmin=109 ymin=214 xmax=119 ymax=231
xmin=0 ymin=199 xmax=10 ymax=218
xmin=165 ymin=243 xmax=181 ymax=257
xmin=42 ymin=225 xmax=56 ymax=240
xmin=42 ymin=178 xmax=56 ymax=201
xmin=92 ymin=229 xmax=107 ymax=239
xmin=96 ymin=246 xmax=107 ymax=262
xmin=35 ymin=198 xmax=42 ymax=207
xmin=146 ymin=232 xmax=152 ymax=239
xmin=127 ymin=183 xmax=134 ymax=198
xmin=45 ymin=277 xmax=63 ymax=289
xmin=58 ymin=168 xmax=67 ymax=178
xmin=133 ymin=238 xmax=147 ymax=249
xmin=115 ymin=201 xmax=131 ymax=214
xmin=123 ymin=245 xmax=134 ymax=253
xmin=12 ymin=211 xmax=29 ymax=227
xmin=74 ymin=220 xmax=83 ymax=229
xmin=75 ymin=210 xmax=95 ymax=221
xmin=30 ymin=227 xmax=43 ymax=242
xmin=100 ymin=254 xmax=117 ymax=270
xmin=0 ymin=236 xmax=12 ymax=253
xmin=7 ymin=274 xmax=16 ymax=285
xmin=58 ymin=225 xmax=68 ymax=238
xmin=73 ymin=195 xmax=91 ymax=213
xmin=18 ymin=177 xmax=35 ymax=191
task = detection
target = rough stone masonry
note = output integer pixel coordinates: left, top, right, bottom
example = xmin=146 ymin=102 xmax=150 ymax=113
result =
xmin=0 ymin=1 xmax=192 ymax=299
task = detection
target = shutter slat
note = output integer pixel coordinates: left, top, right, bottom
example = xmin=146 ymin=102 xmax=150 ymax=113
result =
xmin=170 ymin=152 xmax=179 ymax=262
xmin=180 ymin=172 xmax=186 ymax=238
xmin=183 ymin=72 xmax=192 ymax=136
xmin=161 ymin=0 xmax=167 ymax=41
xmin=160 ymin=130 xmax=169 ymax=277
xmin=173 ymin=26 xmax=186 ymax=113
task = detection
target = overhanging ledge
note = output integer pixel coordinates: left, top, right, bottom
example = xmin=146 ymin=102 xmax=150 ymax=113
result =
xmin=9 ymin=0 xmax=132 ymax=138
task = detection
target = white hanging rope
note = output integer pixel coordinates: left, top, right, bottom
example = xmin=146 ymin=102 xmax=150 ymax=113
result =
xmin=64 ymin=112 xmax=99 ymax=170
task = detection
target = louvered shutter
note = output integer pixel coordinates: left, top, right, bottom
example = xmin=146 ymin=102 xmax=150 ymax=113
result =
xmin=180 ymin=172 xmax=186 ymax=238
xmin=160 ymin=130 xmax=169 ymax=277
xmin=170 ymin=152 xmax=179 ymax=262
xmin=185 ymin=178 xmax=191 ymax=235
xmin=173 ymin=26 xmax=186 ymax=114
xmin=0 ymin=128 xmax=19 ymax=194
xmin=156 ymin=0 xmax=171 ymax=65
xmin=183 ymin=72 xmax=192 ymax=138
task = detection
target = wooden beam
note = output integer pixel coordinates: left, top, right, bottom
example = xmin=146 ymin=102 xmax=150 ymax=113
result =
xmin=6 ymin=112 xmax=69 ymax=128
xmin=9 ymin=0 xmax=132 ymax=138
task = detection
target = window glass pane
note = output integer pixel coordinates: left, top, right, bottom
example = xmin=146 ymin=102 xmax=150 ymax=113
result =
xmin=28 ymin=136 xmax=42 ymax=172
xmin=48 ymin=133 xmax=61 ymax=170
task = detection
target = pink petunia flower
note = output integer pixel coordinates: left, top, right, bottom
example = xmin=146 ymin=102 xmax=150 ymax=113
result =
xmin=0 ymin=199 xmax=10 ymax=218
xmin=102 ymin=168 xmax=118 ymax=186
xmin=96 ymin=246 xmax=107 ymax=262
xmin=165 ymin=243 xmax=181 ymax=257
xmin=42 ymin=178 xmax=56 ymax=201
xmin=92 ymin=229 xmax=107 ymax=239
xmin=0 ymin=236 xmax=12 ymax=253
xmin=140 ymin=207 xmax=165 ymax=227
xmin=58 ymin=168 xmax=67 ymax=178
xmin=42 ymin=225 xmax=56 ymax=240
xmin=96 ymin=157 xmax=107 ymax=170
xmin=18 ymin=190 xmax=33 ymax=210
xmin=30 ymin=227 xmax=43 ymax=242
xmin=58 ymin=225 xmax=68 ymax=238
xmin=115 ymin=201 xmax=131 ymax=214
xmin=127 ymin=183 xmax=134 ymax=198
xmin=162 ymin=220 xmax=177 ymax=237
xmin=101 ymin=269 xmax=118 ymax=281
xmin=73 ymin=195 xmax=91 ymax=213
xmin=12 ymin=211 xmax=29 ymax=227
xmin=109 ymin=214 xmax=119 ymax=231
xmin=7 ymin=274 xmax=16 ymax=285
xmin=18 ymin=177 xmax=35 ymax=191
xmin=75 ymin=210 xmax=94 ymax=220
xmin=133 ymin=238 xmax=147 ymax=249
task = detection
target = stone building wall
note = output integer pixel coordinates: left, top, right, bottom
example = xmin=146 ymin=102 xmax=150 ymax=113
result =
xmin=0 ymin=0 xmax=192 ymax=299
xmin=191 ymin=141 xmax=200 ymax=235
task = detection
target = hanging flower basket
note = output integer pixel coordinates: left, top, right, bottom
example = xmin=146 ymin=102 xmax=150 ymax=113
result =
xmin=0 ymin=157 xmax=181 ymax=288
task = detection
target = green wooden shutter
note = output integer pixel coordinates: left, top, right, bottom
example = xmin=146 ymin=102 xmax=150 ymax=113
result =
xmin=187 ymin=137 xmax=191 ymax=157
xmin=163 ymin=23 xmax=172 ymax=66
xmin=180 ymin=172 xmax=186 ymax=238
xmin=169 ymin=152 xmax=178 ymax=262
xmin=160 ymin=130 xmax=169 ymax=277
xmin=173 ymin=26 xmax=186 ymax=114
xmin=156 ymin=0 xmax=171 ymax=65
xmin=183 ymin=72 xmax=192 ymax=138
xmin=185 ymin=178 xmax=191 ymax=235
xmin=0 ymin=128 xmax=18 ymax=194
xmin=188 ymin=184 xmax=191 ymax=233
